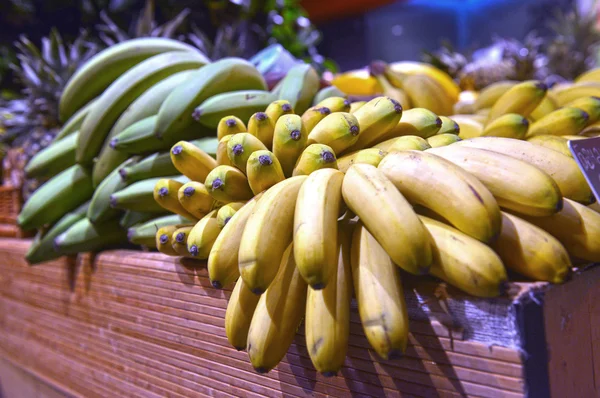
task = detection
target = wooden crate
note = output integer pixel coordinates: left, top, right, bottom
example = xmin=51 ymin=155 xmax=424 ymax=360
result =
xmin=0 ymin=238 xmax=597 ymax=398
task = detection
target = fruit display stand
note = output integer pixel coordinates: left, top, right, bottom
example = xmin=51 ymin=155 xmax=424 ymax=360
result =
xmin=0 ymin=238 xmax=597 ymax=397
xmin=0 ymin=185 xmax=24 ymax=238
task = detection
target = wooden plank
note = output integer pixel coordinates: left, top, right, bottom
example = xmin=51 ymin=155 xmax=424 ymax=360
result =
xmin=0 ymin=355 xmax=76 ymax=398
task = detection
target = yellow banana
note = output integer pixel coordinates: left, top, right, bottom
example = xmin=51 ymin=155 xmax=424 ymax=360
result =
xmin=349 ymin=101 xmax=366 ymax=113
xmin=341 ymin=164 xmax=432 ymax=275
xmin=427 ymin=145 xmax=563 ymax=217
xmin=204 ymin=165 xmax=254 ymax=203
xmin=563 ymin=135 xmax=587 ymax=140
xmin=331 ymin=69 xmax=381 ymax=96
xmin=294 ymin=169 xmax=344 ymax=288
xmin=379 ymin=151 xmax=501 ymax=242
xmin=248 ymin=112 xmax=275 ymax=149
xmin=402 ymin=73 xmax=454 ymax=116
xmin=526 ymin=107 xmax=589 ymax=138
xmin=457 ymin=137 xmax=594 ymax=204
xmin=216 ymin=201 xmax=245 ymax=228
xmin=589 ymin=202 xmax=600 ymax=213
xmin=171 ymin=225 xmax=194 ymax=257
xmin=307 ymin=112 xmax=360 ymax=155
xmin=563 ymin=96 xmax=600 ymax=125
xmin=225 ymin=277 xmax=261 ymax=350
xmin=208 ymin=195 xmax=262 ymax=288
xmin=482 ymin=113 xmax=529 ymax=139
xmin=305 ymin=219 xmax=353 ymax=375
xmin=575 ymin=67 xmax=600 ymax=83
xmin=292 ymin=144 xmax=338 ymax=176
xmin=246 ymin=150 xmax=285 ymax=194
xmin=301 ymin=106 xmax=332 ymax=133
xmin=386 ymin=136 xmax=431 ymax=153
xmin=239 ymin=176 xmax=307 ymax=294
xmin=582 ymin=121 xmax=600 ymax=136
xmin=419 ymin=216 xmax=508 ymax=297
xmin=492 ymin=212 xmax=571 ymax=283
xmin=177 ymin=181 xmax=218 ymax=219
xmin=156 ymin=225 xmax=180 ymax=256
xmin=315 ymin=96 xmax=351 ymax=113
xmin=216 ymin=134 xmax=234 ymax=166
xmin=385 ymin=108 xmax=441 ymax=140
xmin=388 ymin=61 xmax=461 ymax=101
xmin=226 ymin=132 xmax=268 ymax=175
xmin=530 ymin=93 xmax=558 ymax=121
xmin=553 ymin=82 xmax=600 ymax=106
xmin=153 ymin=178 xmax=198 ymax=220
xmin=473 ymin=81 xmax=517 ymax=111
xmin=450 ymin=115 xmax=484 ymax=139
xmin=264 ymin=100 xmax=294 ymax=126
xmin=217 ymin=116 xmax=247 ymax=140
xmin=170 ymin=140 xmax=218 ymax=182
xmin=187 ymin=210 xmax=221 ymax=259
xmin=526 ymin=135 xmax=573 ymax=158
xmin=488 ymin=80 xmax=547 ymax=121
xmin=351 ymin=222 xmax=409 ymax=359
xmin=272 ymin=114 xmax=308 ymax=177
xmin=336 ymin=148 xmax=387 ymax=173
xmin=437 ymin=116 xmax=460 ymax=135
xmin=246 ymin=243 xmax=308 ymax=373
xmin=427 ymin=133 xmax=462 ymax=148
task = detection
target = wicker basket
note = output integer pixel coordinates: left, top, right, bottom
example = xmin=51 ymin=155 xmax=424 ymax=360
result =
xmin=0 ymin=149 xmax=29 ymax=238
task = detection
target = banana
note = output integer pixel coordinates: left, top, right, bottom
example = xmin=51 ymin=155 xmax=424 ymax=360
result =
xmin=379 ymin=151 xmax=502 ymax=242
xmin=437 ymin=116 xmax=460 ymax=135
xmin=170 ymin=140 xmax=218 ymax=182
xmin=331 ymin=69 xmax=380 ymax=96
xmin=204 ymin=165 xmax=254 ymax=203
xmin=110 ymin=175 xmax=188 ymax=212
xmin=384 ymin=108 xmax=442 ymax=140
xmin=273 ymin=114 xmax=308 ymax=177
xmin=225 ymin=277 xmax=261 ymax=349
xmin=402 ymin=73 xmax=455 ymax=115
xmin=307 ymin=112 xmax=360 ymax=154
xmin=419 ymin=216 xmax=508 ymax=298
xmin=482 ymin=113 xmax=529 ymax=139
xmin=154 ymin=178 xmax=198 ymax=219
xmin=59 ymin=37 xmax=205 ymax=122
xmin=342 ymin=164 xmax=432 ymax=274
xmin=313 ymin=87 xmax=347 ymax=106
xmin=349 ymin=101 xmax=366 ymax=113
xmin=247 ymin=112 xmax=275 ymax=149
xmin=473 ymin=81 xmax=517 ymax=111
xmin=517 ymin=198 xmax=600 ymax=263
xmin=563 ymin=135 xmax=587 ymax=140
xmin=208 ymin=195 xmax=262 ymax=288
xmin=226 ymin=132 xmax=269 ymax=175
xmin=457 ymin=137 xmax=594 ymax=204
xmin=575 ymin=67 xmax=600 ymax=83
xmin=246 ymin=150 xmax=285 ymax=194
xmin=589 ymin=202 xmax=600 ymax=213
xmin=155 ymin=58 xmax=266 ymax=140
xmin=336 ymin=148 xmax=387 ymax=173
xmin=129 ymin=214 xmax=192 ymax=249
xmin=305 ymin=218 xmax=353 ymax=375
xmin=54 ymin=99 xmax=97 ymax=141
xmin=217 ymin=116 xmax=247 ymax=140
xmin=388 ymin=61 xmax=461 ymax=102
xmin=342 ymin=96 xmax=403 ymax=153
xmin=527 ymin=135 xmax=574 ymax=158
xmin=278 ymin=63 xmax=320 ymax=114
xmin=171 ymin=226 xmax=194 ymax=257
xmin=487 ymin=80 xmax=547 ymax=122
xmin=120 ymin=211 xmax=158 ymax=229
xmin=156 ymin=225 xmax=180 ymax=256
xmin=118 ymin=151 xmax=178 ymax=183
xmin=451 ymin=115 xmax=484 ymax=139
xmin=492 ymin=212 xmax=571 ymax=283
xmin=92 ymin=69 xmax=197 ymax=186
xmin=427 ymin=145 xmax=563 ymax=217
xmin=293 ymin=167 xmax=345 ymax=289
xmin=76 ymin=51 xmax=208 ymax=165
xmin=264 ymin=100 xmax=294 ymax=125
xmin=187 ymin=210 xmax=221 ymax=259
xmin=427 ymin=133 xmax=462 ymax=148
xmin=582 ymin=121 xmax=600 ymax=136
xmin=54 ymin=217 xmax=128 ymax=254
xmin=25 ymin=201 xmax=89 ymax=265
xmin=370 ymin=65 xmax=411 ymax=109
xmin=553 ymin=82 xmax=600 ymax=106
xmin=563 ymin=96 xmax=600 ymax=126
xmin=301 ymin=106 xmax=332 ymax=133
xmin=25 ymin=132 xmax=77 ymax=179
xmin=88 ymin=157 xmax=138 ymax=223
xmin=239 ymin=176 xmax=307 ymax=294
xmin=177 ymin=181 xmax=218 ymax=219
xmin=193 ymin=90 xmax=275 ymax=129
xmin=351 ymin=222 xmax=409 ymax=359
xmin=216 ymin=202 xmax=245 ymax=228
xmin=378 ymin=136 xmax=431 ymax=153
xmin=18 ymin=165 xmax=93 ymax=231
xmin=526 ymin=107 xmax=589 ymax=138
xmin=530 ymin=93 xmax=559 ymax=121
xmin=315 ymin=96 xmax=351 ymax=113
xmin=216 ymin=135 xmax=235 ymax=166
xmin=246 ymin=242 xmax=308 ymax=373
xmin=292 ymin=144 xmax=338 ymax=176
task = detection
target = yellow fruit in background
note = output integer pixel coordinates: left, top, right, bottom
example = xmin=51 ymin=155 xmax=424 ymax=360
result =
xmin=331 ymin=69 xmax=381 ymax=96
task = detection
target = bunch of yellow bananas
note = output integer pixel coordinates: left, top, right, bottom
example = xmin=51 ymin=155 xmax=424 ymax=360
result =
xmin=151 ymin=88 xmax=600 ymax=377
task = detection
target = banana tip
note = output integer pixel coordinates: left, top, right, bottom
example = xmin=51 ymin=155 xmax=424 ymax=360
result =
xmin=234 ymin=346 xmax=246 ymax=351
xmin=311 ymin=282 xmax=325 ymax=290
xmin=158 ymin=187 xmax=168 ymax=197
xmin=183 ymin=186 xmax=195 ymax=197
xmin=109 ymin=138 xmax=118 ymax=149
xmin=118 ymin=168 xmax=128 ymax=181
xmin=535 ymin=82 xmax=548 ymax=92
xmin=556 ymin=197 xmax=564 ymax=212
xmin=189 ymin=245 xmax=198 ymax=256
xmin=319 ymin=107 xmax=331 ymax=115
xmin=282 ymin=103 xmax=292 ymax=112
xmin=321 ymin=150 xmax=335 ymax=163
xmin=109 ymin=196 xmax=117 ymax=208
xmin=290 ymin=130 xmax=301 ymax=141
xmin=127 ymin=229 xmax=134 ymax=241
xmin=321 ymin=371 xmax=338 ymax=378
xmin=258 ymin=154 xmax=272 ymax=166
xmin=232 ymin=143 xmax=244 ymax=156
xmin=251 ymin=287 xmax=265 ymax=295
xmin=435 ymin=117 xmax=442 ymax=128
xmin=254 ymin=367 xmax=269 ymax=374
xmin=211 ymin=280 xmax=222 ymax=289
xmin=225 ymin=118 xmax=237 ymax=127
xmin=175 ymin=232 xmax=186 ymax=243
xmin=192 ymin=109 xmax=202 ymax=121
xmin=171 ymin=145 xmax=183 ymax=155
xmin=387 ymin=349 xmax=404 ymax=360
xmin=369 ymin=60 xmax=387 ymax=76
xmin=159 ymin=234 xmax=169 ymax=244
xmin=255 ymin=112 xmax=268 ymax=121
xmin=498 ymin=280 xmax=510 ymax=296
xmin=212 ymin=178 xmax=224 ymax=190
xmin=350 ymin=125 xmax=359 ymax=136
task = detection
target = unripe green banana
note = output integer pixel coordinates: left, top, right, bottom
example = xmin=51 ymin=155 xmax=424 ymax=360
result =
xmin=278 ymin=63 xmax=320 ymax=114
xmin=216 ymin=135 xmax=234 ymax=166
xmin=119 ymin=152 xmax=178 ymax=183
xmin=54 ymin=218 xmax=128 ymax=255
xmin=129 ymin=214 xmax=192 ymax=249
xmin=25 ymin=132 xmax=77 ymax=179
xmin=54 ymin=99 xmax=97 ymax=141
xmin=246 ymin=150 xmax=285 ymax=195
xmin=156 ymin=225 xmax=180 ymax=256
xmin=155 ymin=58 xmax=267 ymax=140
xmin=217 ymin=116 xmax=247 ymax=140
xmin=171 ymin=225 xmax=194 ymax=257
xmin=488 ymin=80 xmax=547 ymax=122
xmin=315 ymin=96 xmax=351 ymax=113
xmin=385 ymin=107 xmax=441 ymax=140
xmin=526 ymin=107 xmax=589 ymax=138
xmin=204 ymin=165 xmax=253 ymax=203
xmin=473 ymin=80 xmax=517 ymax=111
xmin=177 ymin=181 xmax=219 ymax=219
xmin=307 ymin=112 xmax=360 ymax=155
xmin=312 ymin=87 xmax=347 ymax=106
xmin=527 ymin=135 xmax=573 ymax=158
xmin=110 ymin=175 xmax=188 ymax=212
xmin=120 ymin=211 xmax=158 ymax=229
xmin=426 ymin=133 xmax=462 ymax=148
xmin=564 ymin=96 xmax=600 ymax=125
xmin=301 ymin=106 xmax=332 ymax=133
xmin=264 ymin=100 xmax=294 ymax=125
xmin=187 ymin=210 xmax=221 ymax=259
xmin=225 ymin=277 xmax=261 ymax=349
xmin=226 ymin=132 xmax=268 ymax=175
xmin=247 ymin=112 xmax=275 ymax=148
xmin=437 ymin=116 xmax=460 ymax=135
xmin=170 ymin=140 xmax=218 ymax=182
xmin=18 ymin=165 xmax=93 ymax=231
xmin=273 ymin=114 xmax=308 ymax=177
xmin=292 ymin=144 xmax=338 ymax=176
xmin=216 ymin=201 xmax=245 ymax=228
xmin=376 ymin=135 xmax=430 ymax=153
xmin=482 ymin=113 xmax=529 ymax=139
xmin=154 ymin=178 xmax=198 ymax=219
xmin=336 ymin=148 xmax=387 ymax=173
xmin=192 ymin=90 xmax=275 ymax=129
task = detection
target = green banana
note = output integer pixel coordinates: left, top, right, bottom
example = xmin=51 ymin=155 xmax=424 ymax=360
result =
xmin=25 ymin=132 xmax=77 ymax=179
xmin=59 ymin=37 xmax=206 ymax=121
xmin=76 ymin=51 xmax=208 ymax=165
xmin=18 ymin=165 xmax=93 ymax=231
xmin=192 ymin=90 xmax=275 ymax=129
xmin=119 ymin=211 xmax=160 ymax=229
xmin=155 ymin=58 xmax=266 ymax=141
xmin=25 ymin=201 xmax=90 ymax=265
xmin=127 ymin=214 xmax=193 ymax=247
xmin=54 ymin=217 xmax=128 ymax=254
xmin=54 ymin=99 xmax=97 ymax=141
xmin=278 ymin=63 xmax=320 ymax=114
xmin=110 ymin=175 xmax=189 ymax=212
xmin=312 ymin=86 xmax=346 ymax=106
xmin=118 ymin=152 xmax=178 ymax=183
